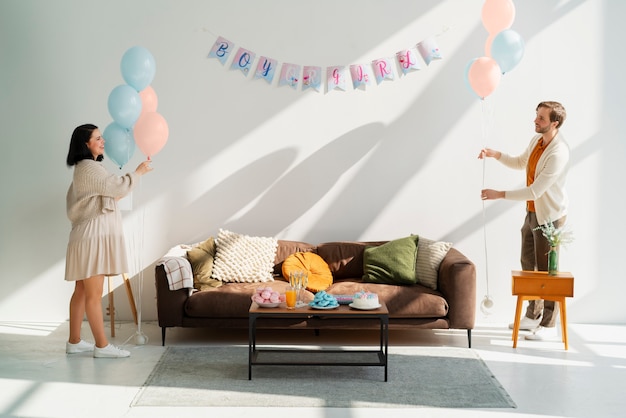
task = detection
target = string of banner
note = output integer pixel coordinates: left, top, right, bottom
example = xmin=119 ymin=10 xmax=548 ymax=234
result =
xmin=207 ymin=33 xmax=444 ymax=93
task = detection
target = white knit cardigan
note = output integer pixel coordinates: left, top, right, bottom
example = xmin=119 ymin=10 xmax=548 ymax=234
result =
xmin=66 ymin=159 xmax=138 ymax=227
xmin=498 ymin=132 xmax=570 ymax=225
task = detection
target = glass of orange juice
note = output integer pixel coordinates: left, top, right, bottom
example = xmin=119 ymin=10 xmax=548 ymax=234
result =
xmin=285 ymin=286 xmax=297 ymax=309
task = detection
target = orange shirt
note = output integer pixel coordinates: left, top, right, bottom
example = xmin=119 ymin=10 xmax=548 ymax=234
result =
xmin=526 ymin=138 xmax=547 ymax=212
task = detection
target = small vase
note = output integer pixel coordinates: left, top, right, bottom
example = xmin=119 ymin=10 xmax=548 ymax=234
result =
xmin=548 ymin=246 xmax=559 ymax=276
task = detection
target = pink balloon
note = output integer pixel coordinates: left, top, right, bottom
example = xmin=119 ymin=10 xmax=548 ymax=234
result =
xmin=484 ymin=32 xmax=497 ymax=57
xmin=139 ymin=85 xmax=158 ymax=115
xmin=467 ymin=57 xmax=502 ymax=99
xmin=481 ymin=0 xmax=515 ymax=34
xmin=133 ymin=112 xmax=169 ymax=158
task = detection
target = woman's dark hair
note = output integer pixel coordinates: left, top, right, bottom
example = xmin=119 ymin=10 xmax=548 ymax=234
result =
xmin=66 ymin=123 xmax=103 ymax=166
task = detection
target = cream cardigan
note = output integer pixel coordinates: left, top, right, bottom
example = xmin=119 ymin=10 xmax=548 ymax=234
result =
xmin=66 ymin=160 xmax=138 ymax=227
xmin=498 ymin=132 xmax=570 ymax=225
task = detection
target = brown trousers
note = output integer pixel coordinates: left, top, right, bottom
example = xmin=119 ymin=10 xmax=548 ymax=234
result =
xmin=520 ymin=212 xmax=565 ymax=327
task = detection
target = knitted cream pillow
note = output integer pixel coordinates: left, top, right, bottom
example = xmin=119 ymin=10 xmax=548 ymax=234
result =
xmin=211 ymin=229 xmax=278 ymax=283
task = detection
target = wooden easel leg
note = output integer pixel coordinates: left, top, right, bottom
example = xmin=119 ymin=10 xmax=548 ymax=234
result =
xmin=107 ymin=276 xmax=115 ymax=338
xmin=123 ymin=273 xmax=138 ymax=325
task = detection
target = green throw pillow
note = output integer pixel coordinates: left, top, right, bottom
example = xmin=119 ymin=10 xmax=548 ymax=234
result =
xmin=362 ymin=236 xmax=418 ymax=285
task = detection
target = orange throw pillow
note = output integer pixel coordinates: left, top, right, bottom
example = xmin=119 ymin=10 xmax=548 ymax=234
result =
xmin=282 ymin=252 xmax=333 ymax=292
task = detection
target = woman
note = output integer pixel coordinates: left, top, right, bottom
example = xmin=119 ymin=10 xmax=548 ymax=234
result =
xmin=65 ymin=124 xmax=152 ymax=357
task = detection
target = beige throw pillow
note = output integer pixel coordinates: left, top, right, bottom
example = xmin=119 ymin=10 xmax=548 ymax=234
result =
xmin=187 ymin=237 xmax=222 ymax=290
xmin=415 ymin=236 xmax=452 ymax=290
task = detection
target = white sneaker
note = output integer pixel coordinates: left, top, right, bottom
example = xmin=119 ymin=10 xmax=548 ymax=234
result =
xmin=66 ymin=340 xmax=95 ymax=354
xmin=509 ymin=316 xmax=541 ymax=331
xmin=94 ymin=344 xmax=130 ymax=358
xmin=525 ymin=326 xmax=558 ymax=341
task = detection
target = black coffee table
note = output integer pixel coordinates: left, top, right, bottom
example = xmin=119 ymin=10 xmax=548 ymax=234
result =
xmin=248 ymin=301 xmax=389 ymax=381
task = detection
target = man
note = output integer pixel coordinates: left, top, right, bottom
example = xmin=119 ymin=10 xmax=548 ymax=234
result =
xmin=479 ymin=101 xmax=569 ymax=340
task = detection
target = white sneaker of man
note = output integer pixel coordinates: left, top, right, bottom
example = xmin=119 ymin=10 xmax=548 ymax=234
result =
xmin=525 ymin=326 xmax=558 ymax=341
xmin=94 ymin=343 xmax=131 ymax=358
xmin=508 ymin=316 xmax=541 ymax=331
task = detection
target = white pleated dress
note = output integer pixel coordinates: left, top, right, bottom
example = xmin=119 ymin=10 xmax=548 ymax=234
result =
xmin=65 ymin=206 xmax=129 ymax=281
xmin=64 ymin=159 xmax=136 ymax=281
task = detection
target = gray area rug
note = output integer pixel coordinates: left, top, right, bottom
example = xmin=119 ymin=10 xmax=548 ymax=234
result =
xmin=133 ymin=345 xmax=516 ymax=408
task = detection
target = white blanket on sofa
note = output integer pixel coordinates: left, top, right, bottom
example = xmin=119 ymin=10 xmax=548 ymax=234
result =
xmin=158 ymin=245 xmax=194 ymax=292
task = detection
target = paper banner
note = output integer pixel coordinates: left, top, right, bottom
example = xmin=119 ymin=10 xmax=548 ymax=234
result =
xmin=302 ymin=66 xmax=322 ymax=92
xmin=279 ymin=63 xmax=301 ymax=89
xmin=372 ymin=58 xmax=395 ymax=84
xmin=208 ymin=33 xmax=443 ymax=93
xmin=396 ymin=48 xmax=421 ymax=75
xmin=208 ymin=36 xmax=233 ymax=65
xmin=254 ymin=56 xmax=277 ymax=84
xmin=230 ymin=47 xmax=256 ymax=76
xmin=417 ymin=36 xmax=442 ymax=65
xmin=327 ymin=66 xmax=347 ymax=92
xmin=349 ymin=64 xmax=373 ymax=90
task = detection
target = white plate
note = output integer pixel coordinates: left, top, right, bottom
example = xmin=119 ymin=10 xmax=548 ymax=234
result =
xmin=309 ymin=304 xmax=339 ymax=310
xmin=256 ymin=302 xmax=280 ymax=308
xmin=349 ymin=303 xmax=382 ymax=310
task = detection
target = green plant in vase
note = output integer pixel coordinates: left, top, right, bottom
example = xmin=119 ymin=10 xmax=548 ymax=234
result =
xmin=534 ymin=220 xmax=574 ymax=275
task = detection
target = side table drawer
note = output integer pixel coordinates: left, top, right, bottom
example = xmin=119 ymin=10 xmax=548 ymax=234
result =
xmin=512 ymin=277 xmax=574 ymax=297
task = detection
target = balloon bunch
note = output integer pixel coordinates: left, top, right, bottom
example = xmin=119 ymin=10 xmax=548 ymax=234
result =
xmin=104 ymin=46 xmax=169 ymax=167
xmin=465 ymin=0 xmax=525 ymax=100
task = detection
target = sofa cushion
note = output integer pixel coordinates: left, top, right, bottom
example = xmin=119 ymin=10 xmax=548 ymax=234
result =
xmin=316 ymin=241 xmax=386 ymax=279
xmin=187 ymin=237 xmax=222 ymax=291
xmin=327 ymin=282 xmax=448 ymax=317
xmin=282 ymin=252 xmax=333 ymax=292
xmin=415 ymin=236 xmax=452 ymax=290
xmin=273 ymin=240 xmax=317 ymax=276
xmin=211 ymin=229 xmax=278 ymax=283
xmin=361 ymin=236 xmax=419 ymax=285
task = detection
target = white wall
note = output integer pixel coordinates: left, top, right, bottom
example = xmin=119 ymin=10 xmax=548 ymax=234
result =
xmin=1 ymin=0 xmax=624 ymax=325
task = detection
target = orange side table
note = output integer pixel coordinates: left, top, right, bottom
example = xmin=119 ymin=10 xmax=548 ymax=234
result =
xmin=511 ymin=270 xmax=574 ymax=350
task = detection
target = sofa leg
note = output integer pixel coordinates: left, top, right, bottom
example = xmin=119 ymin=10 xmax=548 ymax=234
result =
xmin=467 ymin=329 xmax=472 ymax=348
xmin=161 ymin=327 xmax=166 ymax=346
xmin=314 ymin=329 xmax=320 ymax=336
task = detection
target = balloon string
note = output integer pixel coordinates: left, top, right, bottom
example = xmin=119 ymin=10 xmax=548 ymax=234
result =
xmin=137 ymin=177 xmax=145 ymax=335
xmin=481 ymin=99 xmax=490 ymax=296
xmin=121 ymin=177 xmax=148 ymax=347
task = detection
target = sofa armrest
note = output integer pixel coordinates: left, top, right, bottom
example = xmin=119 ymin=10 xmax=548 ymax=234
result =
xmin=155 ymin=264 xmax=190 ymax=328
xmin=437 ymin=248 xmax=476 ymax=329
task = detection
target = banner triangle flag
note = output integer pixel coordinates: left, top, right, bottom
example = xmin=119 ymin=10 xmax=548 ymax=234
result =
xmin=230 ymin=47 xmax=256 ymax=76
xmin=208 ymin=36 xmax=234 ymax=65
xmin=302 ymin=66 xmax=322 ymax=92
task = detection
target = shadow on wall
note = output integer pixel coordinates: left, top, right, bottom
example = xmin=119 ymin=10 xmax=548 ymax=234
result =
xmin=160 ymin=0 xmax=590 ymax=247
xmin=118 ymin=0 xmax=598 ymax=321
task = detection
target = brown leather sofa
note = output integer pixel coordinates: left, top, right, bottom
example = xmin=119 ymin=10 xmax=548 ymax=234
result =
xmin=155 ymin=240 xmax=476 ymax=347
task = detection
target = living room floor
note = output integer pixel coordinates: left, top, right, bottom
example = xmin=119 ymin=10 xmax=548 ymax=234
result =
xmin=0 ymin=320 xmax=624 ymax=418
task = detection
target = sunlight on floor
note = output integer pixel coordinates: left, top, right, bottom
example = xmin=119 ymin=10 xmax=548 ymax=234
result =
xmin=0 ymin=321 xmax=64 ymax=337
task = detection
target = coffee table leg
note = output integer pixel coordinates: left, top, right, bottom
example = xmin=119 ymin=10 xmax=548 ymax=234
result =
xmin=248 ymin=314 xmax=256 ymax=380
xmin=380 ymin=316 xmax=389 ymax=382
xmin=384 ymin=317 xmax=389 ymax=382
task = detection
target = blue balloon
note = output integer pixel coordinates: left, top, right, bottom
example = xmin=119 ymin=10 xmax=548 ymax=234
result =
xmin=491 ymin=29 xmax=525 ymax=74
xmin=121 ymin=46 xmax=156 ymax=91
xmin=107 ymin=85 xmax=142 ymax=129
xmin=103 ymin=121 xmax=136 ymax=168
